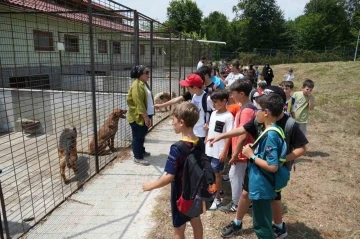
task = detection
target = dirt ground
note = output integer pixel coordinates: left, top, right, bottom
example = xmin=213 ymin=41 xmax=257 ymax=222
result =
xmin=147 ymin=61 xmax=360 ymax=239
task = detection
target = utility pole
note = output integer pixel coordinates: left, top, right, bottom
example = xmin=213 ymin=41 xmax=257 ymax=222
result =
xmin=354 ymin=29 xmax=360 ymax=62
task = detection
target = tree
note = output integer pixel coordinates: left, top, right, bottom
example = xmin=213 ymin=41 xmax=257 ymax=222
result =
xmin=166 ymin=0 xmax=203 ymax=34
xmin=232 ymin=0 xmax=290 ymax=51
xmin=201 ymin=11 xmax=231 ymax=49
xmin=293 ymin=0 xmax=351 ymax=49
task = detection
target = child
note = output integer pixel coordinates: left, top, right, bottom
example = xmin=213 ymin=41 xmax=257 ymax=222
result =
xmin=250 ymin=80 xmax=267 ymax=105
xmin=179 ymin=74 xmax=214 ymax=141
xmin=242 ymin=93 xmax=287 ymax=238
xmin=293 ymin=79 xmax=315 ymax=136
xmin=219 ymin=79 xmax=256 ymax=213
xmin=206 ymin=90 xmax=234 ymax=210
xmin=284 ymin=68 xmax=295 ymax=81
xmin=283 ymin=81 xmax=296 ymax=118
xmin=226 ymin=87 xmax=241 ymax=118
xmin=143 ymin=102 xmax=203 ymax=239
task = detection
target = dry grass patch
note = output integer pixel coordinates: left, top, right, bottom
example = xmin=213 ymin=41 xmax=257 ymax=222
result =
xmin=147 ymin=61 xmax=360 ymax=239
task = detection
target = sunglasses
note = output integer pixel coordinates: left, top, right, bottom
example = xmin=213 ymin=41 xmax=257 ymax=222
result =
xmin=144 ymin=71 xmax=150 ymax=75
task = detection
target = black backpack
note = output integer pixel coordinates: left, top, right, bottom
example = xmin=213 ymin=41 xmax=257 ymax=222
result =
xmin=173 ymin=140 xmax=216 ymax=217
xmin=201 ymin=92 xmax=213 ymax=124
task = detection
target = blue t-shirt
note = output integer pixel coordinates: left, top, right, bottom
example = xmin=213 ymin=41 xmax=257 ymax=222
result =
xmin=248 ymin=126 xmax=287 ymax=200
xmin=210 ymin=76 xmax=225 ymax=89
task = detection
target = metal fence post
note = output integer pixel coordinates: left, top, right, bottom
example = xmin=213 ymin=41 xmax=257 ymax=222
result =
xmin=150 ymin=21 xmax=153 ymax=89
xmin=87 ymin=0 xmax=100 ymax=173
xmin=178 ymin=33 xmax=182 ymax=85
xmin=0 ymin=170 xmax=10 ymax=239
xmin=183 ymin=36 xmax=187 ymax=81
xmin=169 ymin=33 xmax=172 ymax=96
xmin=134 ymin=10 xmax=139 ymax=65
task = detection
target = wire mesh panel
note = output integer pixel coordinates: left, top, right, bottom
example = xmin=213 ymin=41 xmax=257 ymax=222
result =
xmin=0 ymin=0 xmax=206 ymax=238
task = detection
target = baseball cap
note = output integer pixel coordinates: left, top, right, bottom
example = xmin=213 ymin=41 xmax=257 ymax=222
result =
xmin=179 ymin=74 xmax=203 ymax=88
xmin=262 ymin=86 xmax=287 ymax=104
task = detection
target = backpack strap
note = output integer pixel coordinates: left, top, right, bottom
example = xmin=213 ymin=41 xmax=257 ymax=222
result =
xmin=202 ymin=93 xmax=212 ymax=124
xmin=252 ymin=126 xmax=286 ymax=163
xmin=284 ymin=117 xmax=296 ymax=171
xmin=173 ymin=141 xmax=191 ymax=157
xmin=249 ymin=89 xmax=256 ymax=103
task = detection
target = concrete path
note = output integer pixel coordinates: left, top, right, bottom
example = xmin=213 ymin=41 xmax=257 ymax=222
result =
xmin=22 ymin=118 xmax=178 ymax=239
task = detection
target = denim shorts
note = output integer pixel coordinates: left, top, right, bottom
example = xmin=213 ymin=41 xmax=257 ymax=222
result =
xmin=208 ymin=156 xmax=224 ymax=173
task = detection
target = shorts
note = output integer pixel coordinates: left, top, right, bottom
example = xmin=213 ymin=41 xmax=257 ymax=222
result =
xmin=209 ymin=156 xmax=224 ymax=173
xmin=243 ymin=165 xmax=282 ymax=200
xmin=171 ymin=182 xmax=191 ymax=227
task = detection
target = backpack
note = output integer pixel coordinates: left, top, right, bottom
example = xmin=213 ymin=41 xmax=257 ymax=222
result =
xmin=254 ymin=117 xmax=296 ymax=171
xmin=201 ymin=92 xmax=213 ymax=124
xmin=173 ymin=140 xmax=216 ymax=218
xmin=252 ymin=126 xmax=290 ymax=192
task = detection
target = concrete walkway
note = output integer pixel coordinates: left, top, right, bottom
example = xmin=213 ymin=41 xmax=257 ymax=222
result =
xmin=22 ymin=118 xmax=178 ymax=239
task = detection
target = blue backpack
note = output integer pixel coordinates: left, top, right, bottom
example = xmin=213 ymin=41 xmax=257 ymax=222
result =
xmin=252 ymin=126 xmax=290 ymax=192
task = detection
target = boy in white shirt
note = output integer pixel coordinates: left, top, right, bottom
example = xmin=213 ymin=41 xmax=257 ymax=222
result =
xmin=205 ymin=89 xmax=234 ymax=210
xmin=179 ymin=74 xmax=213 ymax=140
xmin=284 ymin=68 xmax=295 ymax=81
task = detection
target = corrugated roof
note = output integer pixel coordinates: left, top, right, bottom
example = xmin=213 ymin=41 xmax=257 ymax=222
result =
xmin=6 ymin=0 xmax=134 ymax=33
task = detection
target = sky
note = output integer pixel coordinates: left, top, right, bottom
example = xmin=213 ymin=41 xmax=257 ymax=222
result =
xmin=116 ymin=0 xmax=310 ymax=22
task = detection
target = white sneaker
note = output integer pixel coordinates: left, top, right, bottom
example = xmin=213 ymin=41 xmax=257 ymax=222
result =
xmin=209 ymin=198 xmax=222 ymax=210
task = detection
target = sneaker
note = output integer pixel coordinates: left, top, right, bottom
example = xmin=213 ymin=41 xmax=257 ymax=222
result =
xmin=220 ymin=190 xmax=225 ymax=199
xmin=220 ymin=221 xmax=242 ymax=237
xmin=273 ymin=222 xmax=288 ymax=239
xmin=134 ymin=158 xmax=150 ymax=166
xmin=222 ymin=174 xmax=230 ymax=182
xmin=219 ymin=202 xmax=237 ymax=213
xmin=209 ymin=198 xmax=222 ymax=210
xmin=143 ymin=151 xmax=151 ymax=157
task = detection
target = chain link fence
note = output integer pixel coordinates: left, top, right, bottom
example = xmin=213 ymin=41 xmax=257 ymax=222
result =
xmin=0 ymin=0 xmax=212 ymax=238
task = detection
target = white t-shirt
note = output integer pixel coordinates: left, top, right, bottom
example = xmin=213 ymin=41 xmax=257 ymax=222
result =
xmin=225 ymin=72 xmax=244 ymax=86
xmin=145 ymin=86 xmax=154 ymax=116
xmin=205 ymin=110 xmax=234 ymax=159
xmin=192 ymin=92 xmax=213 ymax=137
xmin=284 ymin=73 xmax=295 ymax=81
xmin=197 ymin=61 xmax=204 ymax=70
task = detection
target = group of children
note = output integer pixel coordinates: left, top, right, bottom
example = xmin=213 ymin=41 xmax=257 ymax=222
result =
xmin=142 ymin=64 xmax=315 ymax=239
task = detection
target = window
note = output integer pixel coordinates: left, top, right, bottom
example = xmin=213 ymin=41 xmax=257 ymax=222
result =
xmin=158 ymin=47 xmax=162 ymax=56
xmin=33 ymin=30 xmax=54 ymax=51
xmin=9 ymin=75 xmax=50 ymax=89
xmin=98 ymin=39 xmax=107 ymax=53
xmin=64 ymin=34 xmax=79 ymax=52
xmin=112 ymin=41 xmax=121 ymax=54
xmin=140 ymin=45 xmax=145 ymax=55
xmin=131 ymin=44 xmax=134 ymax=54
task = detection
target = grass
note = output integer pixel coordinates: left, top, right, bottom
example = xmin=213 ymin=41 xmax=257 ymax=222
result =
xmin=147 ymin=61 xmax=360 ymax=239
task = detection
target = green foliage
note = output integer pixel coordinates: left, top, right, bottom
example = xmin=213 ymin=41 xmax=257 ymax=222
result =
xmin=166 ymin=0 xmax=203 ymax=34
xmin=232 ymin=0 xmax=290 ymax=50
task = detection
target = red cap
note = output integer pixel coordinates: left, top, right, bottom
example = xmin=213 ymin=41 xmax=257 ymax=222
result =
xmin=179 ymin=74 xmax=203 ymax=88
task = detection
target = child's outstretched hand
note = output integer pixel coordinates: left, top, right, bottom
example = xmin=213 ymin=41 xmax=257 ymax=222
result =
xmin=203 ymin=123 xmax=209 ymax=131
xmin=242 ymin=144 xmax=254 ymax=158
xmin=142 ymin=182 xmax=153 ymax=192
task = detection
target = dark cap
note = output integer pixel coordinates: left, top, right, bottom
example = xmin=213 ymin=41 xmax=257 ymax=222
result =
xmin=263 ymin=86 xmax=286 ymax=104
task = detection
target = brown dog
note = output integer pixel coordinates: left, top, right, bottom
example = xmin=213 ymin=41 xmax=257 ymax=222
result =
xmin=58 ymin=127 xmax=78 ymax=184
xmin=89 ymin=108 xmax=127 ymax=155
xmin=154 ymin=91 xmax=177 ymax=111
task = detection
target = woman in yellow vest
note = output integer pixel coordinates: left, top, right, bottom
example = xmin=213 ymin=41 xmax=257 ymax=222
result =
xmin=126 ymin=65 xmax=154 ymax=166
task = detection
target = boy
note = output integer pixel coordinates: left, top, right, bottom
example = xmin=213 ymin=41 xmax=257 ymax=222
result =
xmin=155 ymin=73 xmax=214 ymax=140
xmin=250 ymin=80 xmax=267 ymax=105
xmin=219 ymin=79 xmax=256 ymax=213
xmin=143 ymin=102 xmax=203 ymax=239
xmin=293 ymin=79 xmax=315 ymax=136
xmin=283 ymin=81 xmax=296 ymax=118
xmin=284 ymin=68 xmax=295 ymax=81
xmin=242 ymin=93 xmax=288 ymax=238
xmin=179 ymin=74 xmax=213 ymax=140
xmin=206 ymin=89 xmax=234 ymax=210
xmin=208 ymin=86 xmax=308 ymax=238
